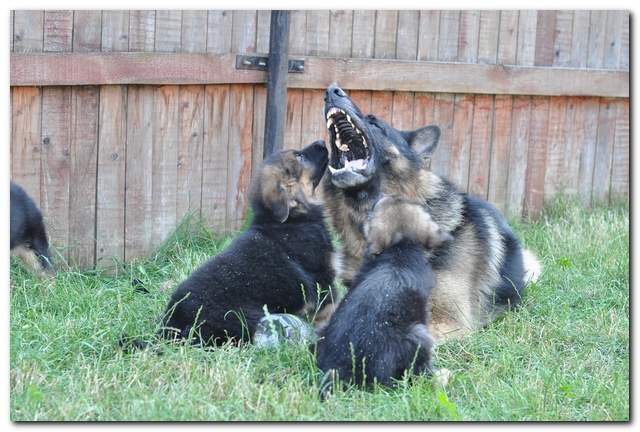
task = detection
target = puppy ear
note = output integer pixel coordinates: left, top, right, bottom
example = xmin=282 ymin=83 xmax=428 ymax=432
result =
xmin=424 ymin=227 xmax=454 ymax=250
xmin=266 ymin=182 xmax=290 ymax=223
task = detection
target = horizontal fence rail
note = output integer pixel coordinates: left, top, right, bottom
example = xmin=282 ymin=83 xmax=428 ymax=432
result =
xmin=11 ymin=52 xmax=629 ymax=98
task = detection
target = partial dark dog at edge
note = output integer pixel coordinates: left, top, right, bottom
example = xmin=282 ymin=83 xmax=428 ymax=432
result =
xmin=122 ymin=140 xmax=337 ymax=350
xmin=314 ymin=195 xmax=452 ymax=395
xmin=10 ymin=181 xmax=54 ymax=277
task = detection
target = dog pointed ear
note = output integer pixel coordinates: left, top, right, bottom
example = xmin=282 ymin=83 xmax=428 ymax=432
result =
xmin=406 ymin=125 xmax=441 ymax=161
xmin=424 ymin=227 xmax=454 ymax=250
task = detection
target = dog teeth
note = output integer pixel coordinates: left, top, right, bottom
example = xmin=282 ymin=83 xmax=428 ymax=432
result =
xmin=328 ymin=165 xmax=337 ymax=174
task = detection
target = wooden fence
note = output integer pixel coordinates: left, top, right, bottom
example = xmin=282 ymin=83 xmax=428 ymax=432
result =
xmin=9 ymin=10 xmax=629 ymax=270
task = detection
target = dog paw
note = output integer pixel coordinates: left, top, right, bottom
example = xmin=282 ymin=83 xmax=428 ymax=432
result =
xmin=433 ymin=368 xmax=453 ymax=386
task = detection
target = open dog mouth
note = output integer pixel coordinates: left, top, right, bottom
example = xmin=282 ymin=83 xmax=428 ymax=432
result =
xmin=325 ymin=107 xmax=371 ymax=175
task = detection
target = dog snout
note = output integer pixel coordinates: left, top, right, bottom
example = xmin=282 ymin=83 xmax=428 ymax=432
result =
xmin=324 ymin=85 xmax=347 ymax=103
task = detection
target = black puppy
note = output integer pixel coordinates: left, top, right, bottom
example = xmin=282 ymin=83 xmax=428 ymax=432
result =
xmin=314 ymin=195 xmax=453 ymax=393
xmin=10 ymin=181 xmax=53 ymax=275
xmin=157 ymin=141 xmax=337 ymax=347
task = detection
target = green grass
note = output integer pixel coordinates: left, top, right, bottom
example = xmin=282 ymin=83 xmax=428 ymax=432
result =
xmin=10 ymin=198 xmax=629 ymax=421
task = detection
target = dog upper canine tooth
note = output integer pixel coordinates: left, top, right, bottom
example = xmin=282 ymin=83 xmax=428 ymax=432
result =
xmin=328 ymin=165 xmax=336 ymax=174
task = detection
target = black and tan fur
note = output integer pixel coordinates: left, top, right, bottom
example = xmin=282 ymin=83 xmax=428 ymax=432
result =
xmin=322 ymin=85 xmax=541 ymax=343
xmin=10 ymin=181 xmax=54 ymax=277
xmin=154 ymin=141 xmax=336 ymax=347
xmin=314 ymin=195 xmax=452 ymax=392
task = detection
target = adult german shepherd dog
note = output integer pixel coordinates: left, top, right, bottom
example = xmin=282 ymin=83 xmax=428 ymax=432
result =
xmin=10 ymin=181 xmax=54 ymax=276
xmin=314 ymin=195 xmax=453 ymax=391
xmin=322 ymin=85 xmax=541 ymax=343
xmin=155 ymin=141 xmax=336 ymax=347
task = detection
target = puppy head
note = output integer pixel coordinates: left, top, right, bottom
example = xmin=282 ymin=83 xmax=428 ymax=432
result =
xmin=250 ymin=140 xmax=328 ymax=223
xmin=364 ymin=195 xmax=453 ymax=256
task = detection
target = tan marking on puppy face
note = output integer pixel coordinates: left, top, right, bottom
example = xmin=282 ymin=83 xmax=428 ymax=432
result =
xmin=364 ymin=195 xmax=453 ymax=256
xmin=255 ymin=150 xmax=323 ymax=223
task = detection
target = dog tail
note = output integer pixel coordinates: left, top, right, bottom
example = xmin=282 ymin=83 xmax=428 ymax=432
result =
xmin=522 ymin=249 xmax=542 ymax=284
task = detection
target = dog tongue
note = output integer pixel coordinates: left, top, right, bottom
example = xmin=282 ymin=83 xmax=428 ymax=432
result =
xmin=345 ymin=159 xmax=367 ymax=171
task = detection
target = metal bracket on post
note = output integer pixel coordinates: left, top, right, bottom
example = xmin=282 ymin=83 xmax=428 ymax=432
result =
xmin=235 ymin=55 xmax=305 ymax=73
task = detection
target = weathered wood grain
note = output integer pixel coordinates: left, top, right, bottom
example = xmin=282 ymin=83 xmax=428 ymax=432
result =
xmin=177 ymin=85 xmax=205 ymax=224
xmin=68 ymin=86 xmax=99 ymax=268
xmin=11 ymin=52 xmax=629 ymax=98
xmin=40 ymin=86 xmax=71 ymax=263
xmin=95 ymin=85 xmax=127 ymax=270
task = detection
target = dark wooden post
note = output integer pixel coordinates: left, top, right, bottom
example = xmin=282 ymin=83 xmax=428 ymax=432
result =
xmin=263 ymin=10 xmax=290 ymax=159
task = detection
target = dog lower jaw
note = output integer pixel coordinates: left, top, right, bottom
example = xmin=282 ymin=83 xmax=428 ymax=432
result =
xmin=329 ymin=168 xmax=374 ymax=189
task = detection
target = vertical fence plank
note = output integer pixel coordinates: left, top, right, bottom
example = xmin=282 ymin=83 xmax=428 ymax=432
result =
xmin=288 ymin=10 xmax=307 ymax=56
xmin=284 ymin=89 xmax=304 ymax=150
xmin=129 ymin=10 xmax=156 ymax=52
xmin=587 ymin=10 xmax=607 ymax=69
xmin=497 ymin=10 xmax=518 ymax=65
xmin=570 ymin=10 xmax=590 ymax=68
xmin=449 ymin=93 xmax=474 ymax=193
xmin=438 ymin=10 xmax=460 ymax=61
xmin=328 ymin=10 xmax=353 ymax=57
xmin=543 ymin=97 xmax=568 ymax=201
xmin=155 ymin=10 xmax=182 ymax=53
xmin=516 ymin=10 xmax=537 ymax=66
xmin=101 ymin=10 xmax=130 ymax=52
xmin=591 ymin=98 xmax=616 ymax=205
xmin=430 ymin=93 xmax=455 ymax=180
xmin=151 ymin=85 xmax=179 ymax=252
xmin=524 ymin=96 xmax=550 ymax=219
xmin=374 ymin=10 xmax=398 ymax=59
xmin=467 ymin=94 xmax=493 ymax=199
xmin=181 ymin=10 xmax=208 ymax=53
xmin=552 ymin=10 xmax=573 ymax=67
xmin=390 ymin=91 xmax=415 ymax=132
xmin=202 ymin=85 xmax=229 ymax=229
xmin=251 ymin=85 xmax=267 ymax=174
xmin=256 ymin=10 xmax=271 ymax=54
xmin=13 ymin=10 xmax=44 ymax=52
xmin=603 ymin=10 xmax=624 ymax=70
xmin=96 ymin=85 xmax=127 ymax=271
xmin=73 ymin=10 xmax=102 ymax=52
xmin=477 ymin=10 xmax=500 ymax=64
xmin=417 ymin=10 xmax=440 ymax=61
xmin=534 ymin=10 xmax=556 ymax=67
xmin=44 ymin=10 xmax=73 ymax=52
xmin=68 ymin=86 xmax=99 ymax=268
xmin=487 ymin=95 xmax=513 ymax=215
xmin=370 ymin=90 xmax=393 ymax=124
xmin=620 ymin=11 xmax=629 ymax=70
xmin=232 ymin=10 xmax=257 ymax=53
xmin=226 ymin=85 xmax=254 ymax=229
xmin=177 ymin=85 xmax=205 ymax=223
xmin=207 ymin=10 xmax=233 ymax=53
xmin=396 ymin=10 xmax=419 ymax=60
xmin=506 ymin=96 xmax=531 ymax=218
xmin=610 ymin=98 xmax=629 ymax=201
xmin=351 ymin=10 xmax=375 ymax=58
xmin=306 ymin=10 xmax=331 ymax=56
xmin=41 ymin=87 xmax=71 ymax=264
xmin=577 ymin=97 xmax=600 ymax=206
xmin=457 ymin=10 xmax=480 ymax=63
xmin=11 ymin=87 xmax=42 ymax=205
xmin=412 ymin=92 xmax=435 ymax=129
xmin=124 ymin=85 xmax=154 ymax=261
xmin=301 ymin=89 xmax=327 ymax=148
xmin=559 ymin=97 xmax=584 ymax=196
